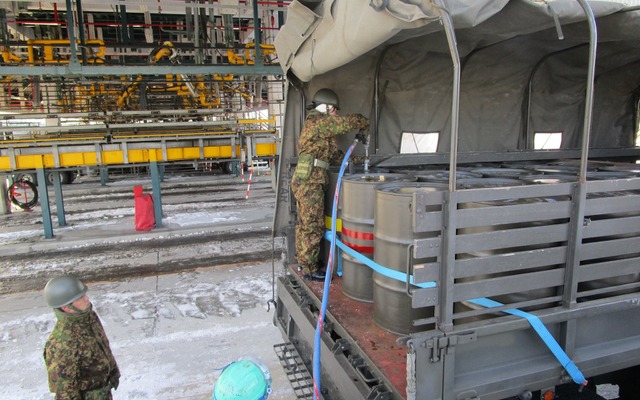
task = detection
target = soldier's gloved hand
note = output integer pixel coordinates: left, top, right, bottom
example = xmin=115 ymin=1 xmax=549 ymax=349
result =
xmin=355 ymin=132 xmax=368 ymax=145
xmin=353 ymin=114 xmax=369 ymax=131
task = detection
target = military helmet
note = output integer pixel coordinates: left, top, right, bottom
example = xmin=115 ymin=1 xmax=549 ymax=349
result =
xmin=44 ymin=275 xmax=88 ymax=308
xmin=312 ymin=88 xmax=339 ymax=109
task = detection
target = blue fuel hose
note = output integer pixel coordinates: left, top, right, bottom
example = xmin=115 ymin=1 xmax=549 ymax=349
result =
xmin=312 ymin=141 xmax=357 ymax=400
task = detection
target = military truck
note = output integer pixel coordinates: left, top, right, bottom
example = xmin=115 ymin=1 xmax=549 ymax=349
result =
xmin=271 ymin=1 xmax=640 ymax=399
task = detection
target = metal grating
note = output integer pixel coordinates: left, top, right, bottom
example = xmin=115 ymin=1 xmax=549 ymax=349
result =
xmin=274 ymin=342 xmax=314 ymax=399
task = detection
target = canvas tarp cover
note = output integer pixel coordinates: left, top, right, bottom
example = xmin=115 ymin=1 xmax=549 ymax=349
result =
xmin=274 ymin=0 xmax=640 ymax=155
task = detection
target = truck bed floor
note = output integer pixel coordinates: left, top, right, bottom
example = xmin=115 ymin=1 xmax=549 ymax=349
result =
xmin=297 ymin=267 xmax=408 ymax=398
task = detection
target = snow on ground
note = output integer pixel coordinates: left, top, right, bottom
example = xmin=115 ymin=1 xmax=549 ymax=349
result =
xmin=163 ymin=210 xmax=241 ymax=227
xmin=0 ymin=210 xmax=243 ymax=244
xmin=0 ymin=262 xmax=293 ymax=400
xmin=0 ymin=173 xmax=295 ymax=399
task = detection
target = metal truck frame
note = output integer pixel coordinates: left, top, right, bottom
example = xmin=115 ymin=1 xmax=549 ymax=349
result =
xmin=272 ymin=1 xmax=640 ymax=399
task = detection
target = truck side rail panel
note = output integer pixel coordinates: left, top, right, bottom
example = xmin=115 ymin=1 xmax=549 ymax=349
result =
xmin=408 ymin=177 xmax=640 ymax=399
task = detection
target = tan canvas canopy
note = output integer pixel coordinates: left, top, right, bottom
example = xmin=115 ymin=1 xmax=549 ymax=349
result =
xmin=275 ymin=0 xmax=640 ymax=154
xmin=276 ymin=0 xmax=628 ymax=82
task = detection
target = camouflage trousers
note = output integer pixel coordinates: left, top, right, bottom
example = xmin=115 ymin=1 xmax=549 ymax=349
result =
xmin=292 ymin=176 xmax=326 ymax=274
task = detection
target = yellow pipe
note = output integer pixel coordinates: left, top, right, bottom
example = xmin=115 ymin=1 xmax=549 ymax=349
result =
xmin=244 ymin=130 xmax=277 ymax=134
xmin=26 ymin=39 xmax=106 ymax=64
xmin=112 ymin=131 xmax=235 ymax=139
xmin=0 ymin=137 xmax=106 ymax=146
xmin=194 ymin=82 xmax=221 ymax=107
xmin=2 ymin=47 xmax=24 ymax=63
xmin=227 ymin=43 xmax=277 ymax=65
xmin=238 ymin=118 xmax=277 ymax=125
xmin=214 ymin=74 xmax=234 ymax=81
xmin=117 ymin=75 xmax=144 ymax=108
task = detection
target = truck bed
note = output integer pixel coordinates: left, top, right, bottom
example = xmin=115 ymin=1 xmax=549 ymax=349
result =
xmin=275 ymin=266 xmax=409 ymax=399
xmin=275 ymin=176 xmax=640 ymax=400
xmin=303 ymin=268 xmax=408 ymax=396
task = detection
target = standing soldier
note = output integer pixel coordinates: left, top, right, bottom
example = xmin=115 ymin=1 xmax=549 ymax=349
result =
xmin=43 ymin=275 xmax=121 ymax=400
xmin=292 ymin=88 xmax=369 ymax=281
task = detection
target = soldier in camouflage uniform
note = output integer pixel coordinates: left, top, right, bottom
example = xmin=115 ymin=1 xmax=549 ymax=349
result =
xmin=43 ymin=275 xmax=121 ymax=400
xmin=292 ymin=88 xmax=369 ymax=281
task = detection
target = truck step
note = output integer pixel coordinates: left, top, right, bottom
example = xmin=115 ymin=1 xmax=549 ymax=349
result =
xmin=274 ymin=342 xmax=314 ymax=399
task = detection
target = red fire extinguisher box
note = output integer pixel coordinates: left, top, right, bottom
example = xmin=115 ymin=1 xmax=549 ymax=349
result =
xmin=134 ymin=186 xmax=155 ymax=231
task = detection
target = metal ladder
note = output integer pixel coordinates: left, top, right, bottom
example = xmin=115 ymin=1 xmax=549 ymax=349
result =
xmin=274 ymin=342 xmax=314 ymax=399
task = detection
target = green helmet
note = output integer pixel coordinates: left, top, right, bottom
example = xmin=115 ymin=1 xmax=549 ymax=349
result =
xmin=44 ymin=275 xmax=88 ymax=308
xmin=312 ymin=88 xmax=339 ymax=109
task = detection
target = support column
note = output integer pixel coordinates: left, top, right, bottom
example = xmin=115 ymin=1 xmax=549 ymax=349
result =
xmin=51 ymin=171 xmax=66 ymax=226
xmin=0 ymin=174 xmax=10 ymax=215
xmin=36 ymin=167 xmax=54 ymax=239
xmin=149 ymin=150 xmax=164 ymax=228
xmin=100 ymin=167 xmax=109 ymax=186
xmin=64 ymin=0 xmax=80 ymax=69
xmin=252 ymin=0 xmax=262 ymax=66
xmin=75 ymin=0 xmax=87 ymax=64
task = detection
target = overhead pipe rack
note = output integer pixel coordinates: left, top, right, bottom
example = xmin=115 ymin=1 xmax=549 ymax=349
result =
xmin=0 ymin=0 xmax=287 ymax=76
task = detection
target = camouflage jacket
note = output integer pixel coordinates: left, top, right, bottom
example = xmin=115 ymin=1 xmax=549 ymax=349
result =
xmin=44 ymin=306 xmax=120 ymax=400
xmin=295 ymin=110 xmax=369 ymax=185
xmin=297 ymin=110 xmax=369 ymax=164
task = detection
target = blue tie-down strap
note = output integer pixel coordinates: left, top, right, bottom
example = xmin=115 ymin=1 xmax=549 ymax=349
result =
xmin=468 ymin=297 xmax=587 ymax=385
xmin=325 ymin=230 xmax=435 ymax=288
xmin=324 ymin=230 xmax=587 ymax=386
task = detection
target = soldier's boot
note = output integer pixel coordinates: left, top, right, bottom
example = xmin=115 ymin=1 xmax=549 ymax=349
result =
xmin=301 ymin=262 xmax=326 ymax=282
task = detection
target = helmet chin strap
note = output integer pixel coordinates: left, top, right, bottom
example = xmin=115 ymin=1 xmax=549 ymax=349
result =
xmin=63 ymin=303 xmax=91 ymax=314
xmin=66 ymin=304 xmax=82 ymax=313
